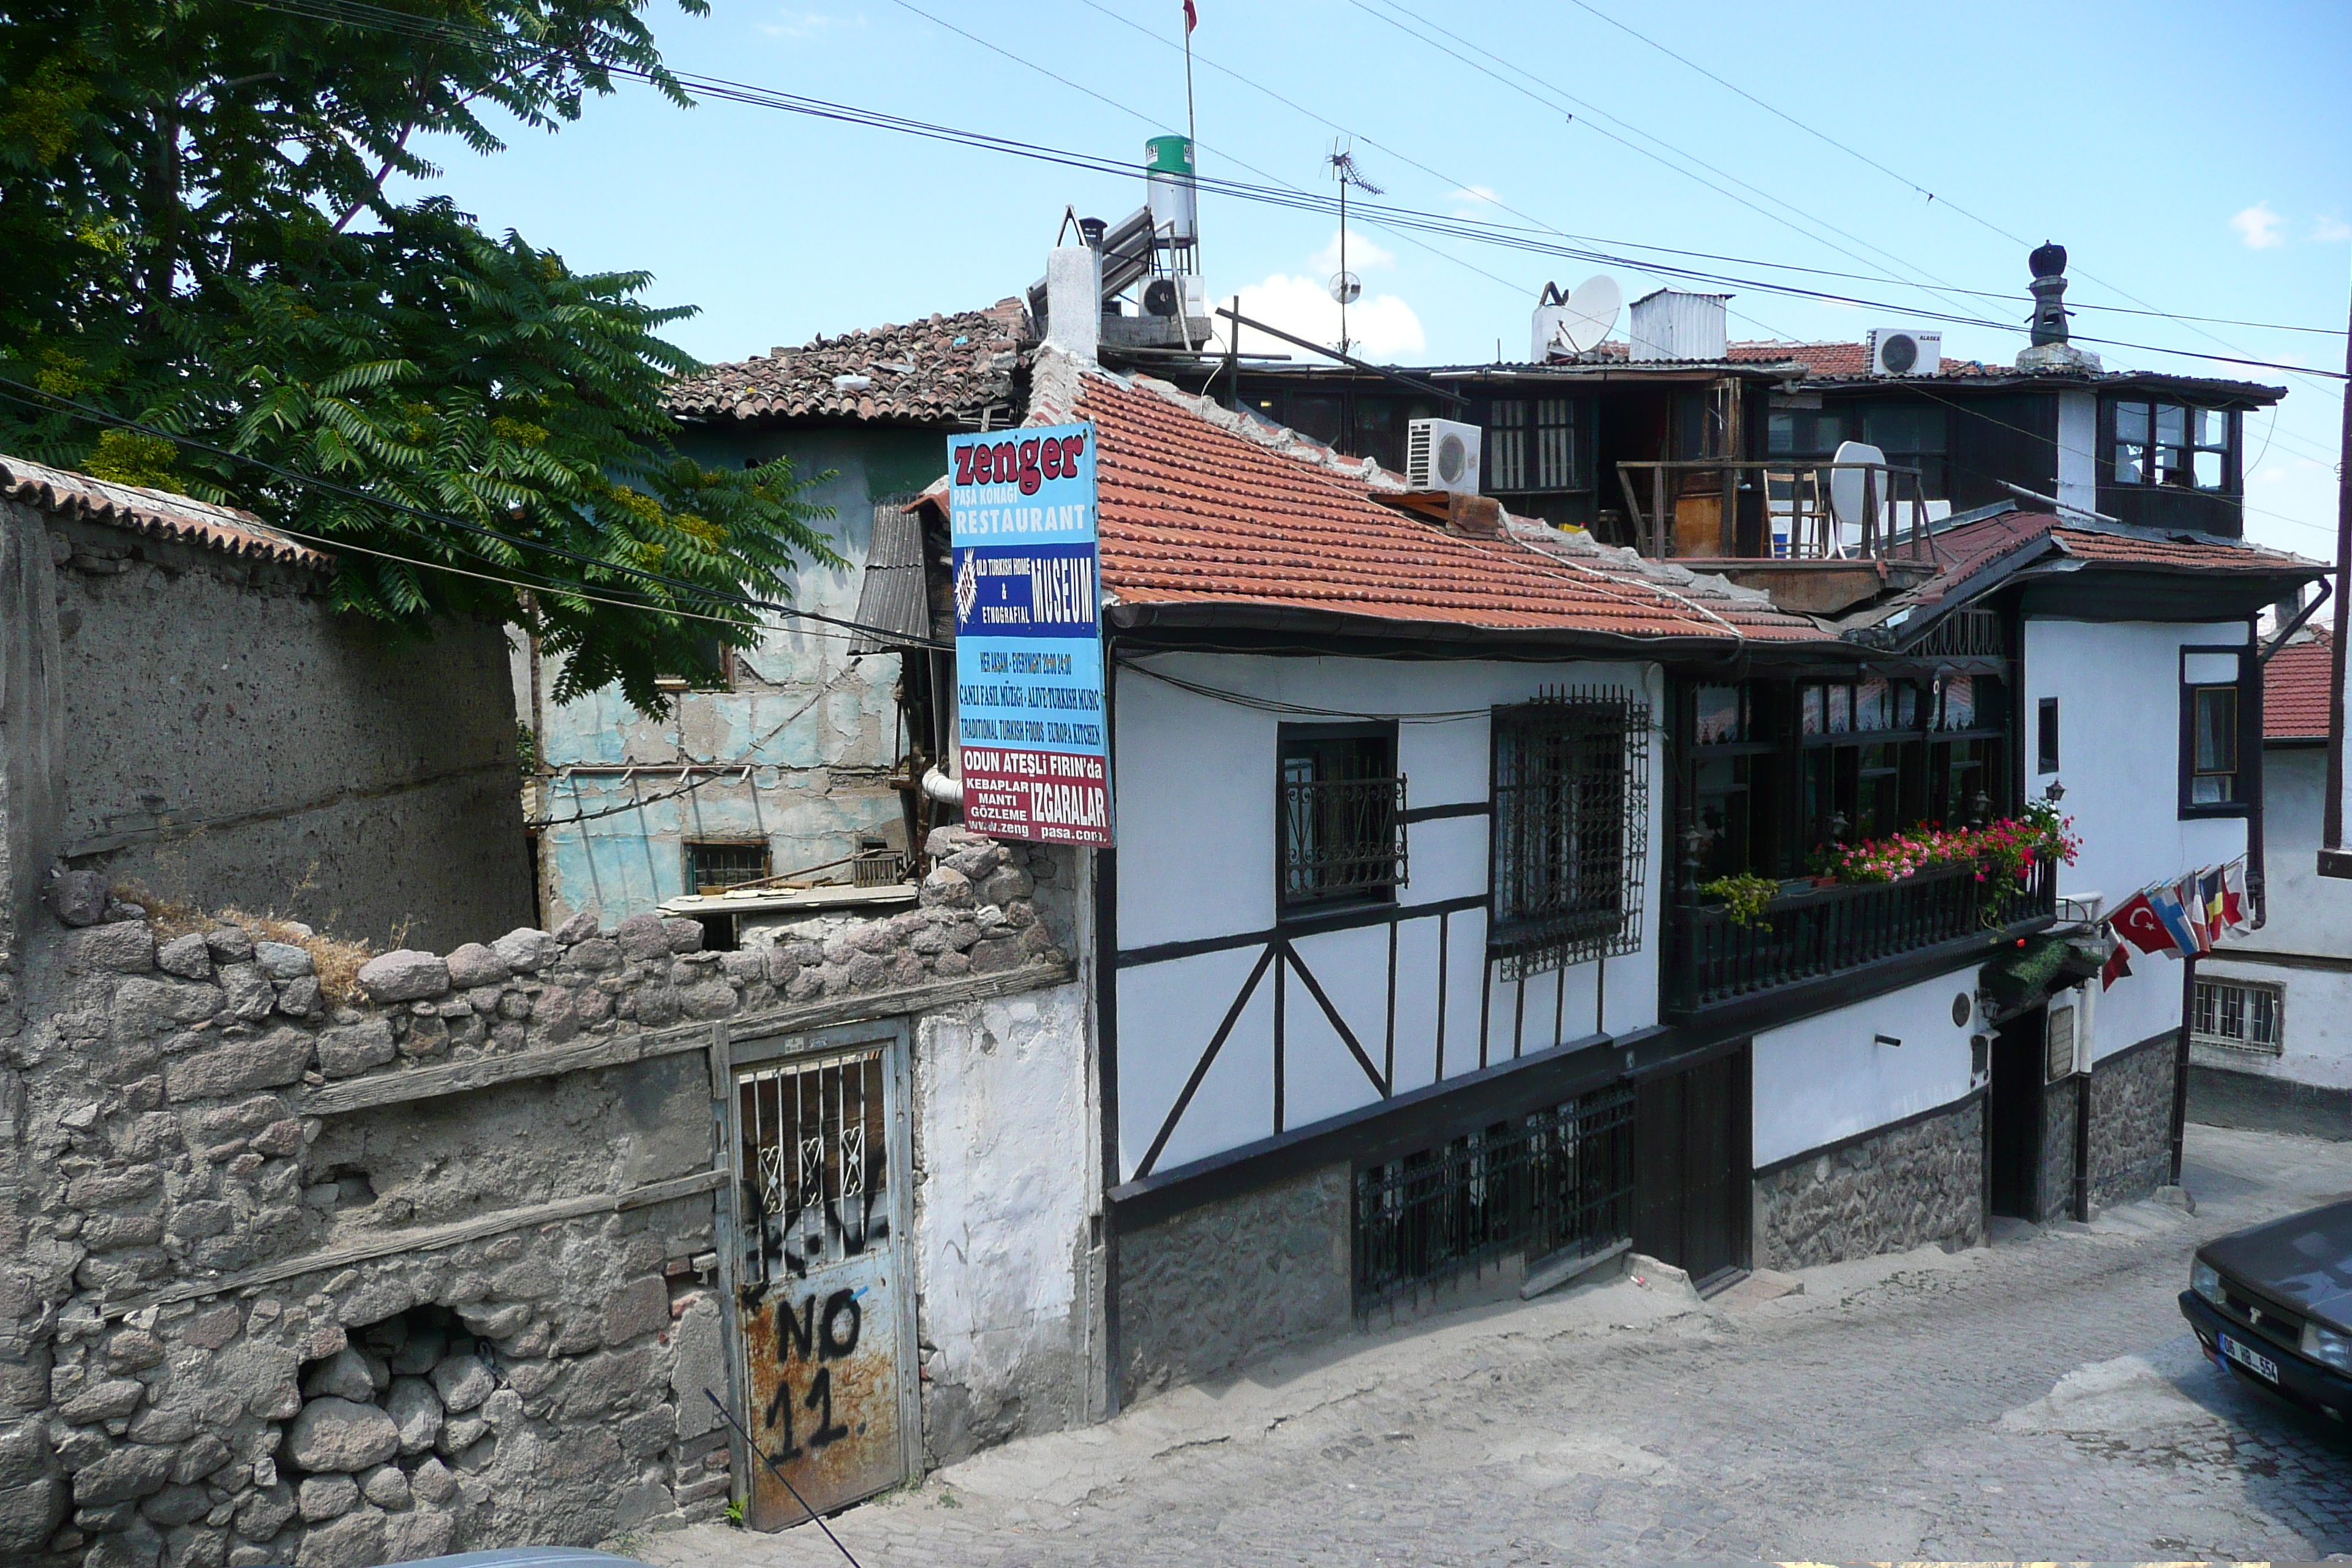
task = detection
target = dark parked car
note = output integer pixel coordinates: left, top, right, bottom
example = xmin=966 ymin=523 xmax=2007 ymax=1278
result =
xmin=2179 ymin=1196 xmax=2352 ymax=1421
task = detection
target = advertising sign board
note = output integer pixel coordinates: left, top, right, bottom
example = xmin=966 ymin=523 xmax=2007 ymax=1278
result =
xmin=946 ymin=422 xmax=1112 ymax=845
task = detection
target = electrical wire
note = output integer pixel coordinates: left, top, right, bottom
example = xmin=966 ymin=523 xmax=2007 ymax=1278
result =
xmin=210 ymin=0 xmax=2348 ymax=380
xmin=1073 ymin=0 xmax=2341 ymax=342
xmin=1343 ymin=0 xmax=1991 ymax=325
xmin=1486 ymin=0 xmax=2351 ymax=429
xmin=527 ymin=768 xmax=750 ymax=829
xmin=0 ymin=376 xmax=955 ymax=650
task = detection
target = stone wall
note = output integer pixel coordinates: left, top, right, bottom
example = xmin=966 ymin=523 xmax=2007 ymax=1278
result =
xmin=2038 ymin=1076 xmax=2081 ymax=1224
xmin=31 ymin=504 xmax=530 ymax=953
xmin=1752 ymin=1096 xmax=1985 ymax=1270
xmin=2089 ymin=1033 xmax=2176 ymax=1210
xmin=0 ymin=826 xmax=1075 ymax=1568
xmin=1114 ymin=1165 xmax=1352 ymax=1406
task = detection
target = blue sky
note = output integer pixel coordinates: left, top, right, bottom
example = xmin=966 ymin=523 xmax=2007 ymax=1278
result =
xmin=402 ymin=0 xmax=2350 ymax=551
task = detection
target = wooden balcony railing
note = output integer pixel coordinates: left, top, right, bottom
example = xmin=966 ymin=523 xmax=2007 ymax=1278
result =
xmin=1616 ymin=459 xmax=1940 ymax=564
xmin=1667 ymin=858 xmax=2055 ymax=1015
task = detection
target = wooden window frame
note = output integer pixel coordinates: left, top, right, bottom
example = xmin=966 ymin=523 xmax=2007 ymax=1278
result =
xmin=2178 ymin=644 xmax=2255 ymax=818
xmin=2106 ymin=399 xmax=2238 ymax=494
xmin=685 ymin=837 xmax=772 ymax=894
xmin=1276 ymin=722 xmax=1406 ymax=918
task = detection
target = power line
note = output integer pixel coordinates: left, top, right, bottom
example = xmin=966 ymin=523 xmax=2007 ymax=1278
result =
xmin=1343 ymin=0 xmax=1989 ymax=322
xmin=1075 ymin=4 xmax=2345 ymax=341
xmin=0 ymin=376 xmax=954 ymax=650
xmin=1523 ymin=0 xmax=2351 ymax=420
xmin=211 ymin=0 xmax=2348 ymax=382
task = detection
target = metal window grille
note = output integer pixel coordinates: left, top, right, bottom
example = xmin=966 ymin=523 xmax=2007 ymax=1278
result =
xmin=1488 ymin=400 xmax=1528 ymax=491
xmin=1281 ymin=773 xmax=1408 ymax=905
xmin=1909 ymin=607 xmax=2003 ymax=660
xmin=736 ymin=1050 xmax=890 ymax=1292
xmin=688 ymin=840 xmax=772 ymax=892
xmin=1353 ymin=1082 xmax=1636 ymax=1315
xmin=1490 ymin=689 xmax=1650 ymax=980
xmin=1534 ymin=398 xmax=1576 ymax=489
xmin=2192 ymin=979 xmax=2283 ymax=1055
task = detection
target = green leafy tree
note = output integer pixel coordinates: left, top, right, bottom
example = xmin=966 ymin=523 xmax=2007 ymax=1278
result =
xmin=0 ymin=1 xmax=834 ymax=713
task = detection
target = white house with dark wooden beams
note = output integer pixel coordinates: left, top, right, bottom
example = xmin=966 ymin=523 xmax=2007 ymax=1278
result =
xmin=2188 ymin=624 xmax=2352 ymax=1137
xmin=900 ymin=325 xmax=2326 ymax=1411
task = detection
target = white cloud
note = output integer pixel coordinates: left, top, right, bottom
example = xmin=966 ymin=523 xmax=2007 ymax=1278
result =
xmin=2230 ymin=201 xmax=2286 ymax=249
xmin=1229 ymin=272 xmax=1425 ymax=361
xmin=1449 ymin=185 xmax=1501 ymax=218
xmin=1308 ymin=228 xmax=1395 ymax=277
xmin=763 ymin=10 xmax=864 ymax=38
xmin=2314 ymin=214 xmax=2352 ymax=243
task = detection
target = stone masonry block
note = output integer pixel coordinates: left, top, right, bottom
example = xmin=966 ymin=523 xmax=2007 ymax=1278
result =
xmin=602 ymin=1277 xmax=668 ymax=1346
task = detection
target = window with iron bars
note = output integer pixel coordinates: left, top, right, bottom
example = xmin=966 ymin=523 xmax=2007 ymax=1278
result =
xmin=2193 ymin=977 xmax=2283 ymax=1055
xmin=1489 ymin=690 xmax=1650 ymax=979
xmin=1353 ymin=1082 xmax=1635 ymax=1315
xmin=1278 ymin=724 xmax=1406 ymax=913
xmin=686 ymin=839 xmax=771 ymax=894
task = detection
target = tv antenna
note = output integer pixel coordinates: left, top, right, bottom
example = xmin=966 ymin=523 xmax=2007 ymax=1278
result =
xmin=1327 ymin=140 xmax=1382 ymax=356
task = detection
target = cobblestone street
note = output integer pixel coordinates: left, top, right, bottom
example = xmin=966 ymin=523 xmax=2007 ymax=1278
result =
xmin=637 ymin=1125 xmax=2352 ymax=1567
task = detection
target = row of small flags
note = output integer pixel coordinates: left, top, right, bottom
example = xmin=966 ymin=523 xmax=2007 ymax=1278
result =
xmin=2099 ymin=858 xmax=2250 ymax=989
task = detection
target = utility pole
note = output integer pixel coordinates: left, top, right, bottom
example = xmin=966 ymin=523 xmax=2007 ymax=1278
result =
xmin=2321 ymin=273 xmax=2352 ymax=879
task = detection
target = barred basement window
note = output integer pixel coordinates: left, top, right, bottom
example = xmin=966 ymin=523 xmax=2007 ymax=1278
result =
xmin=1489 ymin=689 xmax=1650 ymax=979
xmin=1278 ymin=724 xmax=1406 ymax=912
xmin=2193 ymin=978 xmax=2283 ymax=1055
xmin=1353 ymin=1082 xmax=1635 ymax=1315
xmin=687 ymin=840 xmax=772 ymax=893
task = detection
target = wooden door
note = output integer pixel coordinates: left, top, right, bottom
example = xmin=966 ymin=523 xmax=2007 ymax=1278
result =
xmin=732 ymin=1039 xmax=916 ymax=1529
xmin=1634 ymin=1047 xmax=1750 ymax=1286
xmin=1987 ymin=1006 xmax=2047 ymax=1221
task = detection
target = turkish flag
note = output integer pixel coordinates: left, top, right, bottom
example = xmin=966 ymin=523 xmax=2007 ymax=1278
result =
xmin=1183 ymin=0 xmax=1196 ymax=31
xmin=2110 ymin=892 xmax=2176 ymax=957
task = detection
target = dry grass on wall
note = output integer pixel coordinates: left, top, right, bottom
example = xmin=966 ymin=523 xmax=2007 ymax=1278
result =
xmin=118 ymin=884 xmax=378 ymax=1006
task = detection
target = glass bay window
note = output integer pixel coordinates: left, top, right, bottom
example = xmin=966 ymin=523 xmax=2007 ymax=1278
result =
xmin=1683 ymin=666 xmax=2012 ymax=887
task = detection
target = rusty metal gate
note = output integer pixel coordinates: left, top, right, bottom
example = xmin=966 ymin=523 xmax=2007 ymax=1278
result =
xmin=728 ymin=1025 xmax=917 ymax=1530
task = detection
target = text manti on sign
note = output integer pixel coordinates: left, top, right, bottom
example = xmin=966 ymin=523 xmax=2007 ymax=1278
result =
xmin=947 ymin=422 xmax=1112 ymax=845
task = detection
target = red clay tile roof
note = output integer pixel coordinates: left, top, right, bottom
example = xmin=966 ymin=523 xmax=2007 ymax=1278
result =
xmin=1725 ymin=340 xmax=1991 ymax=377
xmin=1507 ymin=525 xmax=1826 ymax=644
xmin=1886 ymin=510 xmax=2323 ymax=627
xmin=666 ymin=300 xmax=1028 ymax=426
xmin=0 ymin=455 xmax=333 ymax=573
xmin=2266 ymin=630 xmax=2332 ymax=740
xmin=1071 ymin=375 xmax=1757 ymax=644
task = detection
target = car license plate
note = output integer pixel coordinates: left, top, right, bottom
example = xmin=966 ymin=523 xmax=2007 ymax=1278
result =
xmin=2219 ymin=1333 xmax=2280 ymax=1384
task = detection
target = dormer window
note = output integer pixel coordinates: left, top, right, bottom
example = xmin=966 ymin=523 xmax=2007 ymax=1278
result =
xmin=2111 ymin=401 xmax=2235 ymax=492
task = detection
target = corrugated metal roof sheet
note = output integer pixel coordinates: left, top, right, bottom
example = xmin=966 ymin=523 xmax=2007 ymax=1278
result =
xmin=848 ymin=500 xmax=932 ymax=655
xmin=0 ymin=454 xmax=333 ymax=573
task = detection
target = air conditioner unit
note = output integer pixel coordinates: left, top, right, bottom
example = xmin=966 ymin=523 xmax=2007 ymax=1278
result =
xmin=1406 ymin=418 xmax=1482 ymax=494
xmin=1867 ymin=327 xmax=1942 ymax=377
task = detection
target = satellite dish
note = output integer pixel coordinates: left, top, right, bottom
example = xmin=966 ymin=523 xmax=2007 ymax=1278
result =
xmin=1531 ymin=274 xmax=1622 ymax=359
xmin=1330 ymin=271 xmax=1362 ymax=305
xmin=1828 ymin=440 xmax=1890 ymax=551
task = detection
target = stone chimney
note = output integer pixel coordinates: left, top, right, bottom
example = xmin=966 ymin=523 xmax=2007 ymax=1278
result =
xmin=2016 ymin=242 xmax=2100 ymax=372
xmin=1044 ymin=246 xmax=1101 ymax=366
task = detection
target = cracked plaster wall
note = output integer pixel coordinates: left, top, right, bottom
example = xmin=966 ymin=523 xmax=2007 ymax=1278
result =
xmin=529 ymin=429 xmax=949 ymax=927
